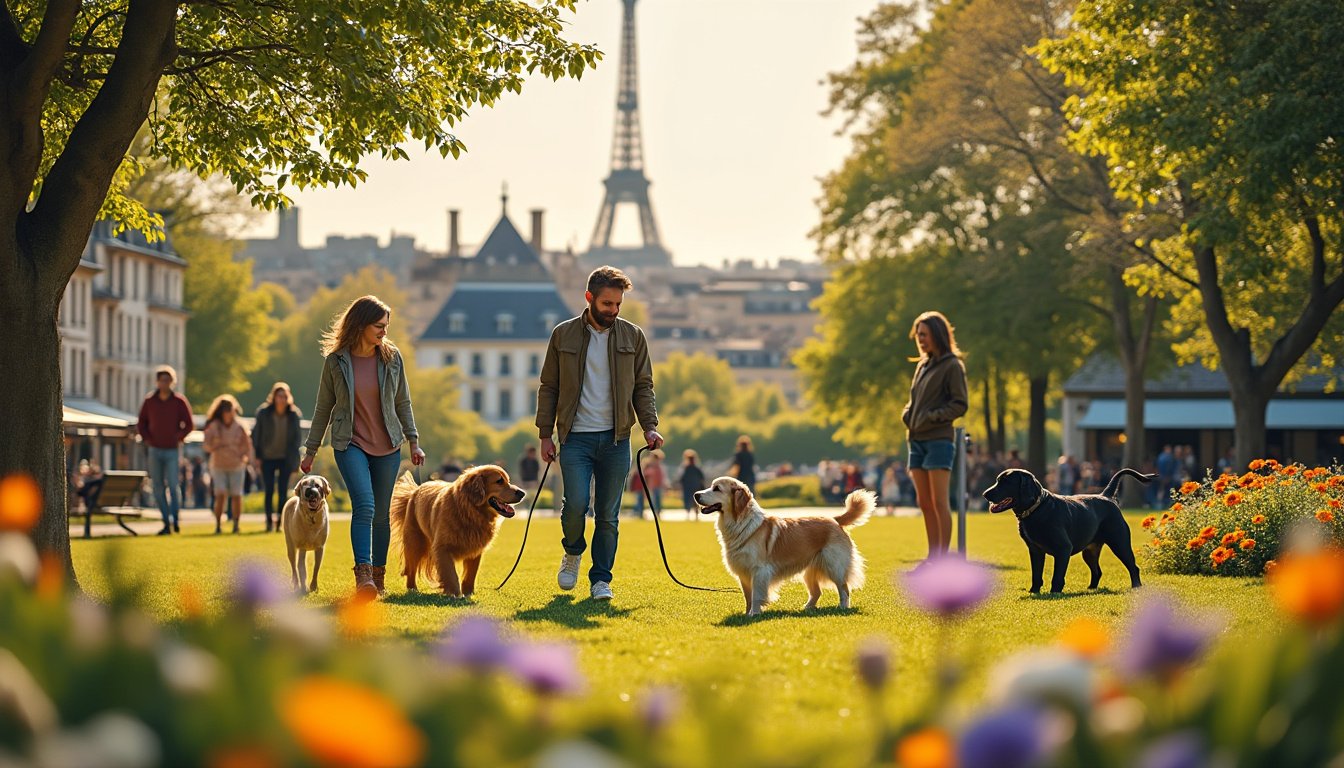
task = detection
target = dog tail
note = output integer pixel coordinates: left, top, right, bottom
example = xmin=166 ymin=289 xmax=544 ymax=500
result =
xmin=1101 ymin=468 xmax=1157 ymax=499
xmin=835 ymin=489 xmax=876 ymax=528
xmin=389 ymin=470 xmax=418 ymax=533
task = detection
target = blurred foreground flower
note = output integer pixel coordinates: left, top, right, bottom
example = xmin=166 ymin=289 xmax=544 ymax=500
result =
xmin=0 ymin=473 xmax=42 ymax=532
xmin=280 ymin=676 xmax=425 ymax=768
xmin=31 ymin=712 xmax=160 ymax=768
xmin=988 ymin=650 xmax=1092 ymax=710
xmin=895 ymin=727 xmax=954 ymax=768
xmin=337 ymin=595 xmax=386 ymax=637
xmin=1057 ymin=617 xmax=1110 ymax=659
xmin=1267 ymin=546 xmax=1344 ymax=626
xmin=900 ymin=556 xmax=995 ymax=617
xmin=958 ymin=707 xmax=1048 ymax=768
xmin=1138 ymin=731 xmax=1206 ymax=768
xmin=437 ymin=614 xmax=512 ymax=670
xmin=639 ymin=686 xmax=679 ymax=732
xmin=855 ymin=637 xmax=891 ymax=691
xmin=227 ymin=560 xmax=288 ymax=612
xmin=507 ymin=642 xmax=584 ymax=696
xmin=0 ymin=648 xmax=58 ymax=734
xmin=1117 ymin=595 xmax=1218 ymax=680
xmin=0 ymin=531 xmax=39 ymax=583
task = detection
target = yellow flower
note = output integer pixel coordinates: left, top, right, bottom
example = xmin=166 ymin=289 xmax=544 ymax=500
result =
xmin=1317 ymin=509 xmax=1335 ymax=524
xmin=1268 ymin=548 xmax=1344 ymax=626
xmin=1251 ymin=514 xmax=1267 ymax=525
xmin=1249 ymin=459 xmax=1266 ymax=470
xmin=0 ymin=474 xmax=42 ymax=532
xmin=1057 ymin=617 xmax=1110 ymax=659
xmin=1179 ymin=481 xmax=1200 ymax=495
xmin=1240 ymin=539 xmax=1256 ymax=551
xmin=1141 ymin=515 xmax=1157 ymax=529
xmin=280 ymin=677 xmax=425 ymax=768
xmin=896 ymin=727 xmax=954 ymax=768
xmin=1224 ymin=492 xmax=1244 ymax=506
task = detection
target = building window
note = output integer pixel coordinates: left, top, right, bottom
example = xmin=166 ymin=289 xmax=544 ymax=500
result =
xmin=449 ymin=313 xmax=466 ymax=334
xmin=529 ymin=354 xmax=540 ymax=376
xmin=442 ymin=353 xmax=456 ymax=367
xmin=541 ymin=312 xmax=559 ymax=332
xmin=500 ymin=355 xmax=511 ymax=376
xmin=471 ymin=353 xmax=483 ymax=375
xmin=496 ymin=314 xmax=514 ymax=334
xmin=499 ymin=391 xmax=512 ymax=420
xmin=471 ymin=389 xmax=483 ymax=413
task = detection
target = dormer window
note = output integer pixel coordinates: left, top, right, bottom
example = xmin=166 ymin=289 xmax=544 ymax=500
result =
xmin=541 ymin=312 xmax=559 ymax=332
xmin=496 ymin=313 xmax=514 ymax=334
xmin=449 ymin=313 xmax=466 ymax=333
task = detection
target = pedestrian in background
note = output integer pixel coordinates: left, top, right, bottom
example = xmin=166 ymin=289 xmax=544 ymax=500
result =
xmin=203 ymin=394 xmax=253 ymax=534
xmin=253 ymin=382 xmax=303 ymax=533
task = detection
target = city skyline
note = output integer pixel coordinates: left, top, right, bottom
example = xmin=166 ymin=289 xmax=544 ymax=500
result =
xmin=237 ymin=0 xmax=885 ymax=266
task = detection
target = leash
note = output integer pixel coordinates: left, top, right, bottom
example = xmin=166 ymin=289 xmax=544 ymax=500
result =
xmin=635 ymin=445 xmax=736 ymax=593
xmin=494 ymin=460 xmax=550 ymax=590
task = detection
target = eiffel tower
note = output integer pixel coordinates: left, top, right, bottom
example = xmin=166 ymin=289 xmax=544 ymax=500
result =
xmin=585 ymin=0 xmax=671 ymax=269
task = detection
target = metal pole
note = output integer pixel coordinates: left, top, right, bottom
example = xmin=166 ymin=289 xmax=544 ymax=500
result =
xmin=956 ymin=427 xmax=969 ymax=555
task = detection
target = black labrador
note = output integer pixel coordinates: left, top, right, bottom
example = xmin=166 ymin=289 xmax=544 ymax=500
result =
xmin=982 ymin=467 xmax=1153 ymax=594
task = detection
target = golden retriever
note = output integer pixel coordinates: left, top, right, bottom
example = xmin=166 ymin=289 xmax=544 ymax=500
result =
xmin=282 ymin=474 xmax=331 ymax=593
xmin=389 ymin=465 xmax=526 ymax=598
xmin=695 ymin=477 xmax=874 ymax=615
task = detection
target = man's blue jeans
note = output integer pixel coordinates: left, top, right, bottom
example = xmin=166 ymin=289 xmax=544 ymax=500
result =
xmin=559 ymin=430 xmax=631 ymax=585
xmin=147 ymin=446 xmax=181 ymax=527
xmin=334 ymin=444 xmax=402 ymax=567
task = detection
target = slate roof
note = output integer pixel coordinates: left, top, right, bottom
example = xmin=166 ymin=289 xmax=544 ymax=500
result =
xmin=1063 ymin=355 xmax=1343 ymax=397
xmin=456 ymin=214 xmax=552 ymax=283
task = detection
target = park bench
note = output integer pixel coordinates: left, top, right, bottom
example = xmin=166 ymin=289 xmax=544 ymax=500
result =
xmin=73 ymin=470 xmax=151 ymax=538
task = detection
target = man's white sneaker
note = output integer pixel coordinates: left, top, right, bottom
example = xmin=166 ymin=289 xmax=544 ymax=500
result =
xmin=590 ymin=581 xmax=613 ymax=601
xmin=557 ymin=554 xmax=581 ymax=591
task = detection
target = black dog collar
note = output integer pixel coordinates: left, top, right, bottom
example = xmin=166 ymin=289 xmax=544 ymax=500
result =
xmin=1017 ymin=494 xmax=1045 ymax=519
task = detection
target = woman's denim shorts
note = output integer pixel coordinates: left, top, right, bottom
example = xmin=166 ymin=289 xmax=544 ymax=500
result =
xmin=908 ymin=439 xmax=955 ymax=471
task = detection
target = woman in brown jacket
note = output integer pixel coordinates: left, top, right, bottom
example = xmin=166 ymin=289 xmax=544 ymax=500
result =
xmin=901 ymin=311 xmax=969 ymax=557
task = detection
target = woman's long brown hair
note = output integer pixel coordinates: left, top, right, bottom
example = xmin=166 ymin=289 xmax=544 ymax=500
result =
xmin=320 ymin=295 xmax=398 ymax=364
xmin=908 ymin=310 xmax=963 ymax=363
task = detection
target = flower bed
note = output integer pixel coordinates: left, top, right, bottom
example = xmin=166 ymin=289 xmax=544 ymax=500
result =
xmin=1144 ymin=460 xmax=1344 ymax=576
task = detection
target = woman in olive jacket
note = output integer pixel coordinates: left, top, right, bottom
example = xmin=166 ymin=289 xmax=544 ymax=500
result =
xmin=901 ymin=311 xmax=969 ymax=558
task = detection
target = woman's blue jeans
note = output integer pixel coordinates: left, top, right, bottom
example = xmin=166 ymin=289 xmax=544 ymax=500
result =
xmin=559 ymin=430 xmax=631 ymax=585
xmin=334 ymin=444 xmax=401 ymax=567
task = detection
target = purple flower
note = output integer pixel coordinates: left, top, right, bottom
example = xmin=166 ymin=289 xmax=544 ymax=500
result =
xmin=1138 ymin=732 xmax=1206 ymax=768
xmin=639 ymin=686 xmax=679 ymax=731
xmin=506 ymin=642 xmax=584 ymax=696
xmin=227 ymin=560 xmax=287 ymax=610
xmin=900 ymin=556 xmax=996 ymax=617
xmin=438 ymin=615 xmax=512 ymax=671
xmin=1118 ymin=595 xmax=1217 ymax=679
xmin=958 ymin=707 xmax=1046 ymax=768
xmin=855 ymin=638 xmax=890 ymax=691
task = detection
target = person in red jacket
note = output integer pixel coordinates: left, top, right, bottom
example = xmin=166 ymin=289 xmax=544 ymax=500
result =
xmin=137 ymin=366 xmax=194 ymax=535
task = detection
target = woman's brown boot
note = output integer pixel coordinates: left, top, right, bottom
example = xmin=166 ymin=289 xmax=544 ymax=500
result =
xmin=352 ymin=563 xmax=378 ymax=601
xmin=369 ymin=566 xmax=387 ymax=597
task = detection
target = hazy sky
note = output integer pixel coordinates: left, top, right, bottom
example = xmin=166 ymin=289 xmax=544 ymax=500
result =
xmin=241 ymin=0 xmax=885 ymax=266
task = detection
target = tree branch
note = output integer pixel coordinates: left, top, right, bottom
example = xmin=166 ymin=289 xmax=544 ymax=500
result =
xmin=14 ymin=0 xmax=79 ymax=114
xmin=26 ymin=0 xmax=178 ymax=273
xmin=1 ymin=2 xmax=25 ymax=63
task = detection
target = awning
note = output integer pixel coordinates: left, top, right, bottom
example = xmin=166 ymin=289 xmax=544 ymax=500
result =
xmin=64 ymin=397 xmax=139 ymax=424
xmin=1077 ymin=399 xmax=1344 ymax=430
xmin=63 ymin=405 xmax=131 ymax=429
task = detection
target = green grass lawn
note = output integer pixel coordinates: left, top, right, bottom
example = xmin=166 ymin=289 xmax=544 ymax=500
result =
xmin=71 ymin=511 xmax=1281 ymax=758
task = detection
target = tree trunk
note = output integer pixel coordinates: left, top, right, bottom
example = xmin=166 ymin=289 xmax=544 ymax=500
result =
xmin=0 ymin=246 xmax=74 ymax=581
xmin=1027 ymin=374 xmax=1048 ymax=479
xmin=1231 ymin=388 xmax=1269 ymax=469
xmin=993 ymin=368 xmax=1007 ymax=454
xmin=1120 ymin=364 xmax=1148 ymax=507
xmin=981 ymin=375 xmax=992 ymax=452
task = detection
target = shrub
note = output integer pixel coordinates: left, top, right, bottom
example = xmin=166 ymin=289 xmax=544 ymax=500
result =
xmin=1145 ymin=460 xmax=1344 ymax=576
xmin=755 ymin=475 xmax=825 ymax=508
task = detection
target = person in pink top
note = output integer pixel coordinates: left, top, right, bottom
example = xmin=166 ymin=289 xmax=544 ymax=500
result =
xmin=203 ymin=394 xmax=253 ymax=534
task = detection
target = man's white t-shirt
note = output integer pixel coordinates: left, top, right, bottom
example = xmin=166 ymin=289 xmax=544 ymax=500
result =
xmin=571 ymin=324 xmax=615 ymax=433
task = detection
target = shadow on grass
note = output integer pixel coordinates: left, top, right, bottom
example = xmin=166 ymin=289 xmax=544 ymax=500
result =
xmin=512 ymin=595 xmax=636 ymax=629
xmin=382 ymin=591 xmax=478 ymax=607
xmin=1015 ymin=586 xmax=1125 ymax=601
xmin=716 ymin=605 xmax=860 ymax=627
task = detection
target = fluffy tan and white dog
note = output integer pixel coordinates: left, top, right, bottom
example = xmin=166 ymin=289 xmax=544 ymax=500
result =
xmin=390 ymin=465 xmax=527 ymax=598
xmin=282 ymin=474 xmax=331 ymax=593
xmin=694 ymin=476 xmax=874 ymax=615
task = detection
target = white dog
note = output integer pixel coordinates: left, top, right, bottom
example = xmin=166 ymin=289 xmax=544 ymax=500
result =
xmin=695 ymin=476 xmax=874 ymax=615
xmin=282 ymin=474 xmax=331 ymax=593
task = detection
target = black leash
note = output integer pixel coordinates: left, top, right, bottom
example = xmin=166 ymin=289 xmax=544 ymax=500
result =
xmin=635 ymin=445 xmax=736 ymax=593
xmin=494 ymin=460 xmax=550 ymax=591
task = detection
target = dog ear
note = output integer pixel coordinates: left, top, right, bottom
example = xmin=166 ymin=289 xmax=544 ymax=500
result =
xmin=732 ymin=484 xmax=750 ymax=514
xmin=292 ymin=477 xmax=304 ymax=497
xmin=320 ymin=477 xmax=331 ymax=498
xmin=466 ymin=470 xmax=489 ymax=507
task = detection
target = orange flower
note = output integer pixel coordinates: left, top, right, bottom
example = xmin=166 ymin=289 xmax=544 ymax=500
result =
xmin=1058 ymin=617 xmax=1110 ymax=659
xmin=1200 ymin=526 xmax=1218 ymax=539
xmin=280 ymin=677 xmax=425 ymax=768
xmin=1171 ymin=502 xmax=1184 ymax=512
xmin=1328 ymin=476 xmax=1344 ymax=488
xmin=1317 ymin=509 xmax=1335 ymax=523
xmin=36 ymin=553 xmax=64 ymax=601
xmin=1179 ymin=481 xmax=1200 ymax=495
xmin=1187 ymin=537 xmax=1208 ymax=550
xmin=1240 ymin=539 xmax=1256 ymax=551
xmin=1281 ymin=466 xmax=1299 ymax=477
xmin=1214 ymin=479 xmax=1230 ymax=493
xmin=1221 ymin=531 xmax=1244 ymax=546
xmin=178 ymin=582 xmax=206 ymax=619
xmin=1251 ymin=514 xmax=1267 ymax=525
xmin=1303 ymin=469 xmax=1320 ymax=480
xmin=1141 ymin=515 xmax=1157 ymax=529
xmin=1249 ymin=459 xmax=1266 ymax=470
xmin=208 ymin=745 xmax=283 ymax=768
xmin=337 ymin=596 xmax=386 ymax=638
xmin=1238 ymin=472 xmax=1259 ymax=488
xmin=1205 ymin=499 xmax=1216 ymax=507
xmin=1265 ymin=459 xmax=1281 ymax=469
xmin=1330 ymin=499 xmax=1342 ymax=510
xmin=1224 ymin=492 xmax=1244 ymax=506
xmin=1267 ymin=548 xmax=1344 ymax=626
xmin=1313 ymin=482 xmax=1329 ymax=494
xmin=896 ymin=727 xmax=955 ymax=768
xmin=0 ymin=473 xmax=42 ymax=532
xmin=1211 ymin=547 xmax=1235 ymax=566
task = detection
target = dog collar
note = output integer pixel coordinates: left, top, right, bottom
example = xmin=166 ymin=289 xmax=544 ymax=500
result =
xmin=1017 ymin=495 xmax=1044 ymax=519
